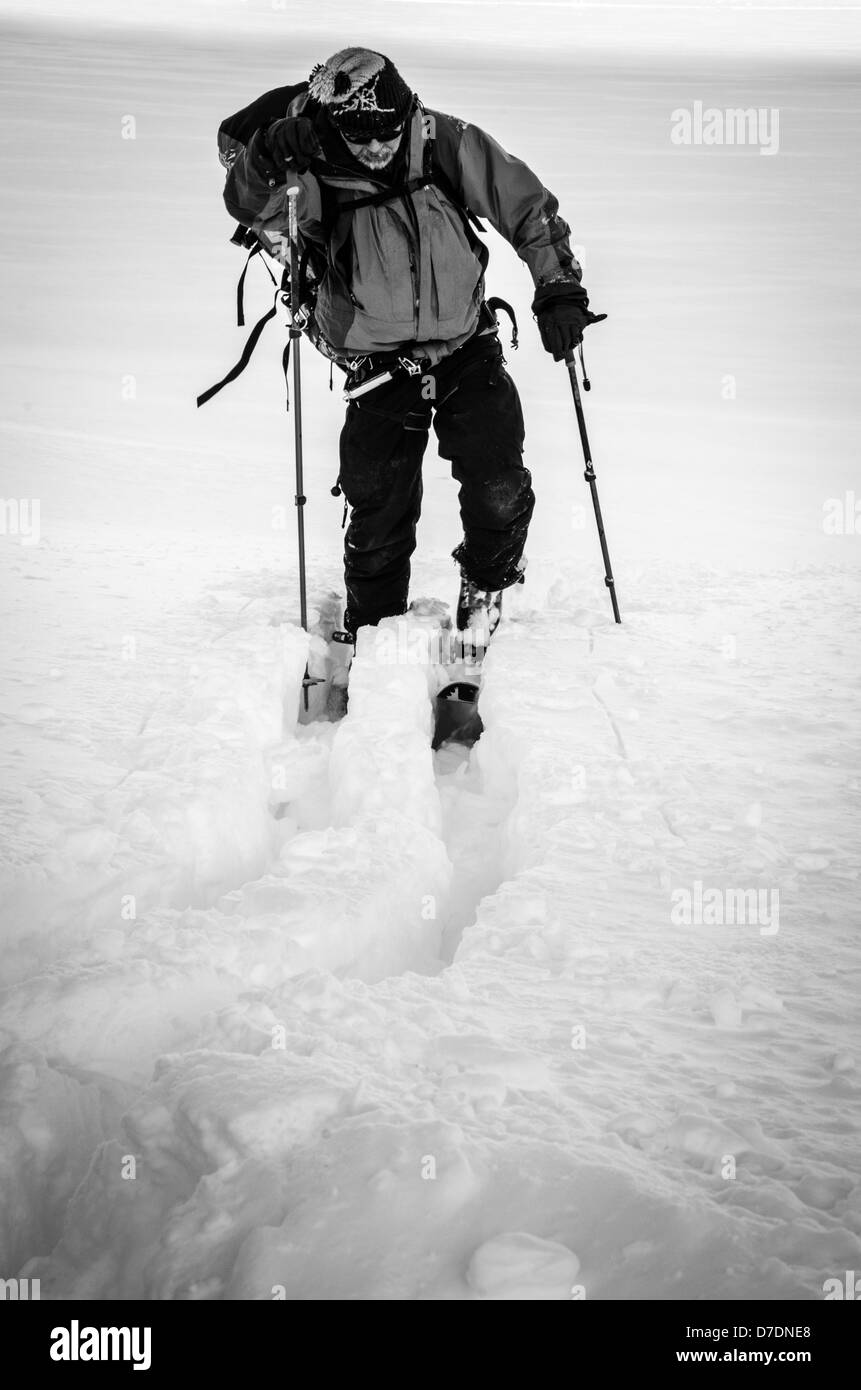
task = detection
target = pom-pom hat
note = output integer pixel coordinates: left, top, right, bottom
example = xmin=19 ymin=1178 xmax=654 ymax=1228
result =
xmin=309 ymin=48 xmax=413 ymax=139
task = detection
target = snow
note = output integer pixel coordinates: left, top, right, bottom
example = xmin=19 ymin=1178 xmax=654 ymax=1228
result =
xmin=1 ymin=2 xmax=860 ymax=1300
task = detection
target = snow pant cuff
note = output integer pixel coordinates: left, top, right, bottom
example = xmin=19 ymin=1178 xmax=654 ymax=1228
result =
xmin=452 ymin=543 xmax=526 ymax=593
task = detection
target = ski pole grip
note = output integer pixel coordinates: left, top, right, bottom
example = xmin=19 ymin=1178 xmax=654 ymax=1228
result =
xmin=286 ymin=185 xmax=300 ymax=243
xmin=564 ymin=349 xmax=580 ymax=383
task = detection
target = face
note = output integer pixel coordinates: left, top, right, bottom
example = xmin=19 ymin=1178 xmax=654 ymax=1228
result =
xmin=341 ymin=127 xmax=404 ymax=171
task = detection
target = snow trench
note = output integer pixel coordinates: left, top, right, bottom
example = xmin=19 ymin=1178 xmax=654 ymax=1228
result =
xmin=0 ymin=610 xmax=499 ymax=1279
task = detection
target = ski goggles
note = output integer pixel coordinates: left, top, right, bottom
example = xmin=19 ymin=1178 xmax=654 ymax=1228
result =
xmin=339 ymin=121 xmax=405 ymax=146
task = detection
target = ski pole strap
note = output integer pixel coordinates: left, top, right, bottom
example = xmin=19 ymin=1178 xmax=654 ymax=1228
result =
xmin=197 ymin=267 xmax=289 ymax=409
xmin=486 ymin=296 xmax=519 ymax=349
xmin=578 ymin=339 xmax=591 ymax=390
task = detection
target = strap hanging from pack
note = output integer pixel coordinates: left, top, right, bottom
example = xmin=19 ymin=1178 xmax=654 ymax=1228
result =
xmin=197 ymin=264 xmax=289 ymax=408
xmin=281 ymin=339 xmax=291 ymax=410
xmin=486 ymin=296 xmax=519 ymax=349
xmin=229 ymin=222 xmax=258 ymax=250
xmin=297 ymin=245 xmax=312 ymax=313
xmin=234 ymin=239 xmax=278 ymax=327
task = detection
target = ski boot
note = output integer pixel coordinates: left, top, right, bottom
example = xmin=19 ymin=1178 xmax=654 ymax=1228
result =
xmin=455 ymin=576 xmax=503 ymax=663
xmin=326 ymin=627 xmax=354 ymax=720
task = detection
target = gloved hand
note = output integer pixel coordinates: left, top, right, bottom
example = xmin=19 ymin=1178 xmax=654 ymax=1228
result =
xmin=255 ymin=116 xmax=324 ymax=178
xmin=532 ymin=280 xmax=607 ymax=361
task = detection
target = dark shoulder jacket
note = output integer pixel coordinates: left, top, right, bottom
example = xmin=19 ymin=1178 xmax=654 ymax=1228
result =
xmin=218 ymin=84 xmax=581 ymax=363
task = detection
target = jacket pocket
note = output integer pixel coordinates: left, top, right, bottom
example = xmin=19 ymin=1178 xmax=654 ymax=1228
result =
xmin=351 ymin=205 xmax=416 ymax=327
xmin=427 ymin=192 xmax=483 ymax=326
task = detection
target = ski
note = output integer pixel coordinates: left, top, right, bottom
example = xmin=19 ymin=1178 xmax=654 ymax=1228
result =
xmin=432 ymin=675 xmax=483 ymax=750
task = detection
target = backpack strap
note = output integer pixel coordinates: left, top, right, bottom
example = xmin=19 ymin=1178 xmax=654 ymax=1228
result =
xmin=335 ymin=174 xmax=434 ymax=215
xmin=197 ymin=264 xmax=289 ymax=408
xmin=324 ymin=132 xmax=487 ymax=236
xmin=427 ymin=162 xmax=487 ymax=236
xmin=335 ymin=171 xmax=487 ymax=237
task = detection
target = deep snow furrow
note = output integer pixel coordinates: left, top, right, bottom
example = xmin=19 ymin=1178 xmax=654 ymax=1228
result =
xmin=7 ymin=612 xmax=498 ymax=1294
xmin=434 ymin=742 xmax=515 ymax=964
xmin=1 ymin=611 xmax=456 ymax=1274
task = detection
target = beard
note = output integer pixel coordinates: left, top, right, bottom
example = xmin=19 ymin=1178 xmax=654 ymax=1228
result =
xmin=352 ymin=144 xmax=397 ymax=171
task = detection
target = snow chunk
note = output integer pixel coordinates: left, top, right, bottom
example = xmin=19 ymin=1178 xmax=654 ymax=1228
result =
xmin=466 ymin=1232 xmax=580 ymax=1300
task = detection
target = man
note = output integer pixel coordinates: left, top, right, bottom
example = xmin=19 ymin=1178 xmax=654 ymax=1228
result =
xmin=217 ymin=48 xmax=604 ymax=642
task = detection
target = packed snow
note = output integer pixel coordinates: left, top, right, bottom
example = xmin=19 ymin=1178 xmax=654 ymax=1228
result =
xmin=1 ymin=1 xmax=860 ymax=1299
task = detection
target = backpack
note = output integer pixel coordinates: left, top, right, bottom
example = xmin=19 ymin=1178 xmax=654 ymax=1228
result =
xmin=198 ymin=100 xmax=515 ymax=408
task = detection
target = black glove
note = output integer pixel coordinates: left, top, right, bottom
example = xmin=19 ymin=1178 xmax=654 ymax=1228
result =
xmin=532 ymin=280 xmax=607 ymax=361
xmin=254 ymin=116 xmax=324 ymax=179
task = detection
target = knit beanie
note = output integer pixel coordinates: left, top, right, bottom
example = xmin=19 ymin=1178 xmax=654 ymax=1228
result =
xmin=308 ymin=48 xmax=413 ymax=139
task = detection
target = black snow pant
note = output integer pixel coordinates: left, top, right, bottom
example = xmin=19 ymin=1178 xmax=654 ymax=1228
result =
xmin=338 ymin=329 xmax=534 ymax=634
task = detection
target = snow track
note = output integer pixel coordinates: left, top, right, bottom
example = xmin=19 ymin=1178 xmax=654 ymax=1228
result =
xmin=4 ymin=575 xmax=859 ymax=1300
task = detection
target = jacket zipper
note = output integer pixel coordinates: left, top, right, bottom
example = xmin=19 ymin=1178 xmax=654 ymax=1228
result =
xmin=409 ymin=252 xmax=419 ymax=332
xmin=403 ymin=192 xmax=422 ymax=335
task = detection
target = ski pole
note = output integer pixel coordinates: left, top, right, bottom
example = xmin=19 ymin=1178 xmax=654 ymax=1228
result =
xmin=285 ymin=186 xmax=325 ymax=713
xmin=564 ymin=345 xmax=621 ymax=624
xmin=286 ymin=187 xmax=309 ymax=638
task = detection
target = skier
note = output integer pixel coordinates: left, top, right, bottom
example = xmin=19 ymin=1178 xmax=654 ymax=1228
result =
xmin=217 ymin=47 xmax=604 ymax=644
